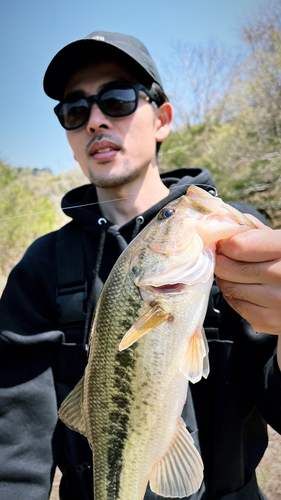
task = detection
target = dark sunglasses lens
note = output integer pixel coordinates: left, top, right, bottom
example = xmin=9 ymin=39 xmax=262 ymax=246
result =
xmin=100 ymin=88 xmax=137 ymax=117
xmin=58 ymin=99 xmax=90 ymax=130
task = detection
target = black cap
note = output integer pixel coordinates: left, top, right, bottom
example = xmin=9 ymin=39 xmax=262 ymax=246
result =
xmin=43 ymin=31 xmax=164 ymax=101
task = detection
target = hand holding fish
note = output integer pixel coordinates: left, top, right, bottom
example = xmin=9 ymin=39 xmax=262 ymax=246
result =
xmin=215 ymin=221 xmax=281 ymax=368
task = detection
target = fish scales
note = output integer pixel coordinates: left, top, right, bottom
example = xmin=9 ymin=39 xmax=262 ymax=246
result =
xmin=59 ymin=185 xmax=256 ymax=500
xmin=86 ymin=259 xmax=142 ymax=498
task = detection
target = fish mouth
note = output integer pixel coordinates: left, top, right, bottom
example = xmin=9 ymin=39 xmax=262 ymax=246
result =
xmin=135 ymin=247 xmax=215 ymax=291
xmin=147 ymin=283 xmax=187 ymax=294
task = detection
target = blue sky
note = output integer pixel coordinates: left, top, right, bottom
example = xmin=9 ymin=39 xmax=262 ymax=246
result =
xmin=0 ymin=0 xmax=262 ymax=174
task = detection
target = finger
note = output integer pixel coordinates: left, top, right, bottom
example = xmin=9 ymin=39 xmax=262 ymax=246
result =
xmin=215 ymin=254 xmax=281 ymax=285
xmin=215 ymin=254 xmax=262 ymax=283
xmin=215 ymin=278 xmax=281 ymax=308
xmin=222 ymin=296 xmax=281 ymax=335
xmin=217 ymin=228 xmax=281 ymax=262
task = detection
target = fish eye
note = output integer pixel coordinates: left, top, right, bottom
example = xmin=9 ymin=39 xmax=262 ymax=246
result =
xmin=158 ymin=207 xmax=175 ymax=220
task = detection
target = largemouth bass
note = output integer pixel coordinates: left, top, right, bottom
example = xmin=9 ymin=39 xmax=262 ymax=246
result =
xmin=59 ymin=185 xmax=256 ymax=499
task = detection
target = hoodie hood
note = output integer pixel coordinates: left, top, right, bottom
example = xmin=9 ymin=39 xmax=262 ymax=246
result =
xmin=61 ymin=167 xmax=216 ymax=239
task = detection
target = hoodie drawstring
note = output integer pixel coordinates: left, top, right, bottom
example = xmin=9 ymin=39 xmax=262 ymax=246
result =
xmin=131 ymin=215 xmax=144 ymax=240
xmin=83 ymin=214 xmax=144 ymax=345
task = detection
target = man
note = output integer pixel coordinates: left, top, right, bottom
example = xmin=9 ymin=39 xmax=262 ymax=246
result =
xmin=0 ymin=31 xmax=281 ymax=500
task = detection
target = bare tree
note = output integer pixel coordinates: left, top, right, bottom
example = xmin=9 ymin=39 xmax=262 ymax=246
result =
xmin=163 ymin=39 xmax=240 ymax=126
xmin=235 ymin=0 xmax=281 ymax=143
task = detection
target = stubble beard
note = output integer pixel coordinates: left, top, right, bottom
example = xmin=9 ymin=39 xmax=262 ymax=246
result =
xmin=87 ymin=160 xmax=147 ymax=189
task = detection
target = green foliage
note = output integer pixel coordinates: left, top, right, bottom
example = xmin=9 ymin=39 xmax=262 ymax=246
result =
xmin=160 ymin=113 xmax=281 ymax=227
xmin=159 ymin=122 xmax=214 ymax=170
xmin=0 ymin=159 xmax=59 ymax=276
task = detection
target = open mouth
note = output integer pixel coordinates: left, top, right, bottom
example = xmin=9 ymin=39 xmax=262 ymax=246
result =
xmin=148 ymin=283 xmax=186 ymax=293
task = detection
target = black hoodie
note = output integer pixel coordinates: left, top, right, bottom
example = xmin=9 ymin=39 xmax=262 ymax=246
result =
xmin=0 ymin=168 xmax=280 ymax=500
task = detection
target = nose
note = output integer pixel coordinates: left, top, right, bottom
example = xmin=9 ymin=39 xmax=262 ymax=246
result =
xmin=86 ymin=103 xmax=112 ymax=134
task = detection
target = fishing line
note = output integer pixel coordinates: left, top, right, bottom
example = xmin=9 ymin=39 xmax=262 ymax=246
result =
xmin=0 ymin=183 xmax=217 ymax=223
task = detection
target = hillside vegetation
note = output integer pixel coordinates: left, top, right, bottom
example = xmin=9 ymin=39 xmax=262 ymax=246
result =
xmin=0 ymin=160 xmax=86 ymax=286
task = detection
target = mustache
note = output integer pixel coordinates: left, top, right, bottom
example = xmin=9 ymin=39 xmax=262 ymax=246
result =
xmin=85 ymin=133 xmax=123 ymax=155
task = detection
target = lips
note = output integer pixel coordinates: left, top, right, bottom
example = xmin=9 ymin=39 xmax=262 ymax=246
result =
xmin=88 ymin=139 xmax=121 ymax=161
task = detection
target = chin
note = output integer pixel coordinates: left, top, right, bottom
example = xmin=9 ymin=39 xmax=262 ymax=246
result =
xmin=88 ymin=166 xmax=142 ymax=189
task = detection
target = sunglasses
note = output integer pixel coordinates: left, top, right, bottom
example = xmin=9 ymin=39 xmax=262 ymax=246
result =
xmin=54 ymin=82 xmax=152 ymax=130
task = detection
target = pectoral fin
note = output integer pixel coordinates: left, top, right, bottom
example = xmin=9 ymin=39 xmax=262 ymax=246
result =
xmin=119 ymin=304 xmax=171 ymax=351
xmin=58 ymin=377 xmax=87 ymax=437
xmin=179 ymin=327 xmax=209 ymax=383
xmin=149 ymin=417 xmax=203 ymax=497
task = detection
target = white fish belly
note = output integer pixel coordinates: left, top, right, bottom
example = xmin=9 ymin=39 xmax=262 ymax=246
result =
xmin=117 ymin=286 xmax=209 ymax=498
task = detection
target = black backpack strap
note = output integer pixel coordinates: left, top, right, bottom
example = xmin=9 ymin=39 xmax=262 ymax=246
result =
xmin=56 ymin=221 xmax=88 ymax=335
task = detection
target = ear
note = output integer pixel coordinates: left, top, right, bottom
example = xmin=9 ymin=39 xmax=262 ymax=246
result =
xmin=155 ymin=102 xmax=173 ymax=143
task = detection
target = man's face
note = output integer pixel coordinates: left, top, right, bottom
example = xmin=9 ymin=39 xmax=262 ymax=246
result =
xmin=64 ymin=61 xmax=164 ymax=189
